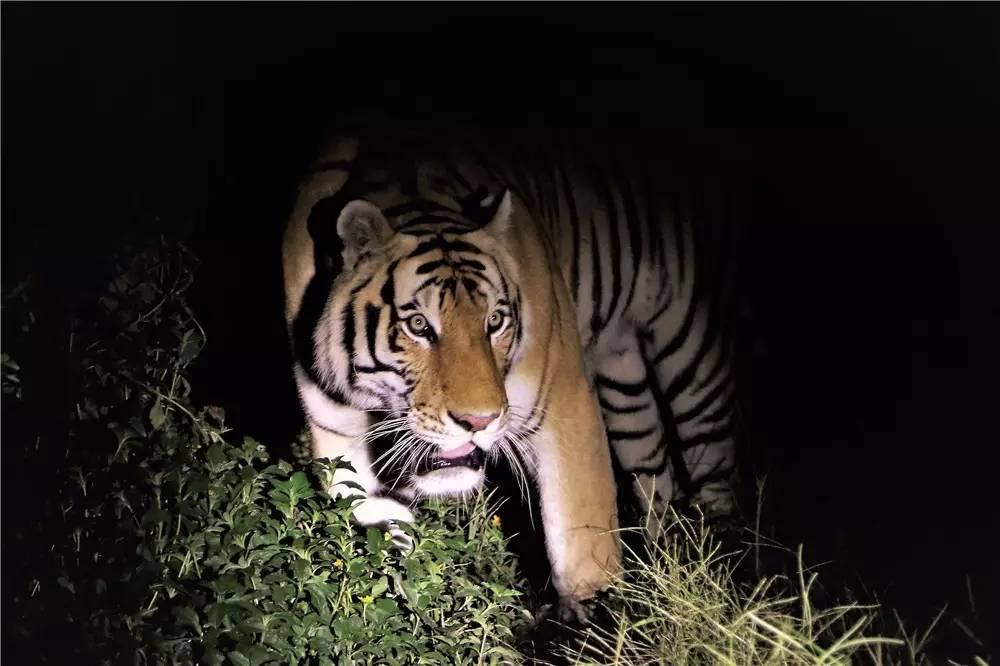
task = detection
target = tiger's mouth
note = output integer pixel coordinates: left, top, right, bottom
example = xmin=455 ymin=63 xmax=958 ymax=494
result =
xmin=415 ymin=443 xmax=485 ymax=474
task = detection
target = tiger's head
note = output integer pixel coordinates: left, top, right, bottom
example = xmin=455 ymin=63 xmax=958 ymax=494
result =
xmin=314 ymin=190 xmax=527 ymax=497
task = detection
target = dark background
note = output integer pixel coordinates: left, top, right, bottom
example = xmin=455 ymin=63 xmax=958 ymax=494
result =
xmin=4 ymin=3 xmax=999 ymax=660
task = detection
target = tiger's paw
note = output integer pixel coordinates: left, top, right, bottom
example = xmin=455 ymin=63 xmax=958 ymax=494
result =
xmin=557 ymin=596 xmax=594 ymax=625
xmin=552 ymin=565 xmax=614 ymax=626
xmin=352 ymin=496 xmax=415 ymax=525
xmin=351 ymin=497 xmax=416 ymax=554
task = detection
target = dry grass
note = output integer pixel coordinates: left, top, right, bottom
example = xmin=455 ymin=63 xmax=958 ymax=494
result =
xmin=552 ymin=505 xmax=986 ymax=666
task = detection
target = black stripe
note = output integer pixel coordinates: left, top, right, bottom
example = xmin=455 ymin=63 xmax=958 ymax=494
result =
xmin=457 ymin=258 xmax=486 ymax=271
xmin=637 ymin=442 xmax=667 ymax=467
xmin=691 ymin=388 xmax=736 ymax=427
xmin=506 ymin=284 xmax=523 ymax=375
xmin=438 ymin=277 xmax=457 ymax=310
xmin=363 ymin=303 xmax=387 ymax=368
xmin=355 ymin=363 xmax=405 ymax=377
xmin=645 ymin=357 xmax=696 ymax=498
xmin=412 ymin=276 xmax=442 ymax=297
xmin=307 ymin=416 xmax=354 ymax=439
xmin=510 ymin=285 xmax=523 ymax=353
xmin=675 ymin=375 xmax=733 ymax=424
xmin=380 ymin=261 xmax=398 ymax=305
xmin=649 ymin=292 xmax=698 ymax=366
xmin=694 ymin=324 xmax=731 ymax=393
xmin=623 ymin=449 xmax=670 ymax=475
xmin=416 ymin=259 xmax=447 ymax=274
xmin=350 ymin=274 xmax=375 ymax=296
xmin=640 ymin=163 xmax=664 ymax=274
xmin=644 ymin=295 xmax=673 ymax=330
xmin=598 ymin=397 xmax=651 ymax=415
xmin=607 ymin=427 xmax=658 ymax=442
xmin=559 ymin=164 xmax=582 ymax=303
xmin=528 ymin=358 xmax=556 ymax=433
xmin=462 ymin=277 xmax=487 ymax=302
xmin=620 ymin=172 xmax=644 ymax=310
xmin=595 ymin=375 xmax=647 ymax=397
xmin=664 ymin=308 xmax=721 ymax=404
xmin=603 ymin=179 xmax=624 ymax=323
xmin=519 ymin=292 xmax=558 ymax=432
xmin=679 ymin=421 xmax=736 ymax=450
xmin=492 ymin=256 xmax=511 ymax=305
xmin=381 ymin=263 xmax=403 ymax=353
xmin=409 ymin=237 xmax=482 ymax=258
xmin=693 ymin=462 xmax=734 ymax=486
xmin=342 ymin=299 xmax=357 ymax=387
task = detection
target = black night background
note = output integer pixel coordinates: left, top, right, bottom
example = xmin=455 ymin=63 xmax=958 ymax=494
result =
xmin=3 ymin=4 xmax=999 ymax=663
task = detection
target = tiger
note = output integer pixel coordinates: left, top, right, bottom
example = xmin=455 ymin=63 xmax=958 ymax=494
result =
xmin=281 ymin=126 xmax=742 ymax=613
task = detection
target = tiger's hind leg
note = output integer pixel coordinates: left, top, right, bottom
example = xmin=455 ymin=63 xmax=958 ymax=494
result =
xmin=593 ymin=339 xmax=679 ymax=530
xmin=639 ymin=301 xmax=739 ymax=521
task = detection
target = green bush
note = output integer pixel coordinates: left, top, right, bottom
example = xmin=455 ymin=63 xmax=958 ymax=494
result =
xmin=4 ymin=244 xmax=523 ymax=665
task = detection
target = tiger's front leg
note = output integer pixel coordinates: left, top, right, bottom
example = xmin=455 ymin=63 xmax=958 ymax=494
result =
xmin=296 ymin=367 xmax=415 ymax=530
xmin=532 ymin=378 xmax=622 ymax=618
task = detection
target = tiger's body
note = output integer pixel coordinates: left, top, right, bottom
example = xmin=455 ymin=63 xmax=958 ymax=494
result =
xmin=282 ymin=128 xmax=741 ymax=610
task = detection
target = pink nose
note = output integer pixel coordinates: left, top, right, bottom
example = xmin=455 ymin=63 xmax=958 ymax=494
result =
xmin=450 ymin=412 xmax=500 ymax=432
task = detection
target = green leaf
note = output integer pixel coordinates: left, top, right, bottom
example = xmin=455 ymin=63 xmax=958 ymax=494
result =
xmin=206 ymin=444 xmax=227 ymax=468
xmin=370 ymin=576 xmax=389 ymax=598
xmin=289 ymin=470 xmax=311 ymax=494
xmin=244 ymin=646 xmax=275 ymax=666
xmin=373 ymin=597 xmax=397 ymax=615
xmin=178 ymin=328 xmax=205 ymax=366
xmin=149 ymin=397 xmax=166 ymax=430
xmin=226 ymin=651 xmax=250 ymax=666
xmin=366 ymin=527 xmax=384 ymax=554
xmin=173 ymin=606 xmax=203 ymax=636
xmin=332 ymin=615 xmax=364 ymax=640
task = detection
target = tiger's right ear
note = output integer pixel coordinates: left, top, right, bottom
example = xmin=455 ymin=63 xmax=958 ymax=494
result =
xmin=481 ymin=189 xmax=513 ymax=238
xmin=336 ymin=199 xmax=395 ymax=265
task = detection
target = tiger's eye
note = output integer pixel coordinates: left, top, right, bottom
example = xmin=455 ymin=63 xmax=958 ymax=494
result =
xmin=409 ymin=315 xmax=427 ymax=333
xmin=487 ymin=311 xmax=504 ymax=332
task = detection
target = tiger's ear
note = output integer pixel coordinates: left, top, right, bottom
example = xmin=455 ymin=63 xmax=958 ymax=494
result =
xmin=481 ymin=189 xmax=513 ymax=237
xmin=336 ymin=199 xmax=395 ymax=264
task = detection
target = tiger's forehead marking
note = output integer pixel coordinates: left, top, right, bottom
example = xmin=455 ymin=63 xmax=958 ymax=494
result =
xmin=391 ymin=228 xmax=503 ymax=319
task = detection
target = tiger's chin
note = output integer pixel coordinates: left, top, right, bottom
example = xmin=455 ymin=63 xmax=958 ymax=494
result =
xmin=410 ymin=466 xmax=486 ymax=498
xmin=390 ymin=435 xmax=487 ymax=498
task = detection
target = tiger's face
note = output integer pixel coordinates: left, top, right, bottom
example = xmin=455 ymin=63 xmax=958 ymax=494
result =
xmin=316 ymin=193 xmax=524 ymax=497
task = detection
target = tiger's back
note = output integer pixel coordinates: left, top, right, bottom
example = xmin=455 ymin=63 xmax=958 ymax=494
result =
xmin=473 ymin=141 xmax=743 ymax=518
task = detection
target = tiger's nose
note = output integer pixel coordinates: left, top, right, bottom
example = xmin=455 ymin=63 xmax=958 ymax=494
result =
xmin=449 ymin=411 xmax=500 ymax=432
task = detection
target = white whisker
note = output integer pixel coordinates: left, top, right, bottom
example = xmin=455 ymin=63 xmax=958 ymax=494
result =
xmin=499 ymin=433 xmax=535 ymax=528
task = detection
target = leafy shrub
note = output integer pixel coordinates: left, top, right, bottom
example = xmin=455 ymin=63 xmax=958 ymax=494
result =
xmin=4 ymin=243 xmax=523 ymax=665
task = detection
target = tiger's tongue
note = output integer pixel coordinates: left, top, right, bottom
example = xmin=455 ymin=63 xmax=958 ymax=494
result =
xmin=438 ymin=442 xmax=476 ymax=459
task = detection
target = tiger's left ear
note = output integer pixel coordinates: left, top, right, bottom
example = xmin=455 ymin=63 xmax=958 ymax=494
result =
xmin=482 ymin=189 xmax=513 ymax=237
xmin=337 ymin=199 xmax=395 ymax=266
